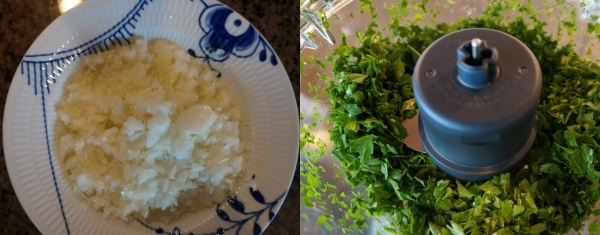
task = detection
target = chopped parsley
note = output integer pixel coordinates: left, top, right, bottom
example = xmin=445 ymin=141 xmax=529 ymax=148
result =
xmin=301 ymin=0 xmax=600 ymax=234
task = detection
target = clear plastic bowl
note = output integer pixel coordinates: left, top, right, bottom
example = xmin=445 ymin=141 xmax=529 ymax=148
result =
xmin=300 ymin=0 xmax=600 ymax=234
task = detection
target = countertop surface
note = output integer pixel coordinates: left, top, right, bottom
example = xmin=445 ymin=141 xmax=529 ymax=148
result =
xmin=0 ymin=0 xmax=299 ymax=234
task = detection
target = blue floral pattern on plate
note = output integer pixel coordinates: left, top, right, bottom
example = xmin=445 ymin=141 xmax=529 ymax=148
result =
xmin=138 ymin=175 xmax=285 ymax=235
xmin=188 ymin=0 xmax=278 ymax=77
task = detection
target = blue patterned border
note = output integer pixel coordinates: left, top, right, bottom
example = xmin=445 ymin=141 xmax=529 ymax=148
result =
xmin=18 ymin=0 xmax=282 ymax=234
xmin=21 ymin=0 xmax=279 ymax=96
xmin=21 ymin=0 xmax=152 ymax=96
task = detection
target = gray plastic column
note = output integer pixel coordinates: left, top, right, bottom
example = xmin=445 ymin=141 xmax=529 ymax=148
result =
xmin=412 ymin=28 xmax=542 ymax=182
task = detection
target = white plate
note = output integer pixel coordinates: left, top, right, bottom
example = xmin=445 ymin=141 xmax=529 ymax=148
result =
xmin=3 ymin=0 xmax=298 ymax=234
